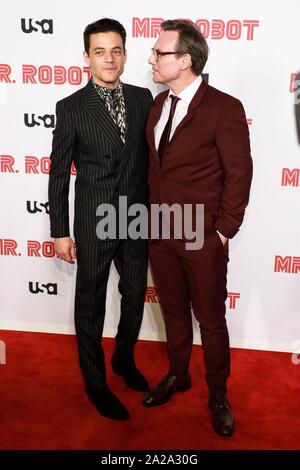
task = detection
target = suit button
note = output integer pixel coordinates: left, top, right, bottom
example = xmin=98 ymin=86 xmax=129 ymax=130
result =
xmin=104 ymin=155 xmax=110 ymax=159
xmin=115 ymin=186 xmax=119 ymax=191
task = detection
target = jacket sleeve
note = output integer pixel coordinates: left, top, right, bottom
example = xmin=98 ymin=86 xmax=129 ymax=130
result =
xmin=141 ymin=88 xmax=154 ymax=114
xmin=214 ymin=98 xmax=253 ymax=238
xmin=48 ymin=100 xmax=76 ymax=238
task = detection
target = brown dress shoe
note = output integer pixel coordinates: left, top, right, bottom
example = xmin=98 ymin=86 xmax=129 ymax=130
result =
xmin=142 ymin=374 xmax=191 ymax=407
xmin=209 ymin=393 xmax=235 ymax=437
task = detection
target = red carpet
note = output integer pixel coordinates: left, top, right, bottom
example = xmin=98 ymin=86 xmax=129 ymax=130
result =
xmin=0 ymin=330 xmax=299 ymax=450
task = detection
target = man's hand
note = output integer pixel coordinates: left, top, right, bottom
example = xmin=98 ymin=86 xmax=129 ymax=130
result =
xmin=54 ymin=237 xmax=76 ymax=264
xmin=217 ymin=231 xmax=228 ymax=246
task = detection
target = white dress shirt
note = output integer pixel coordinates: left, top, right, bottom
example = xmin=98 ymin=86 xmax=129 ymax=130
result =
xmin=154 ymin=74 xmax=228 ymax=243
xmin=154 ymin=74 xmax=202 ymax=150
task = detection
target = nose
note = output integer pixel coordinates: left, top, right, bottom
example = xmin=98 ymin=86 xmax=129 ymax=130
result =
xmin=148 ymin=53 xmax=155 ymax=65
xmin=104 ymin=52 xmax=114 ymax=61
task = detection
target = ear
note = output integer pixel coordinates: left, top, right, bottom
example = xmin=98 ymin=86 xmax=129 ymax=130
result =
xmin=83 ymin=51 xmax=90 ymax=67
xmin=124 ymin=48 xmax=127 ymax=64
xmin=181 ymin=53 xmax=192 ymax=71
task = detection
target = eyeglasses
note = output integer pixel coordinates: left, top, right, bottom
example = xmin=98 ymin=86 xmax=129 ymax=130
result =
xmin=151 ymin=48 xmax=179 ymax=61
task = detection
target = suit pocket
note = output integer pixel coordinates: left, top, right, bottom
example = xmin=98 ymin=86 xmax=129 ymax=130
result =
xmin=212 ymin=230 xmax=225 ymax=250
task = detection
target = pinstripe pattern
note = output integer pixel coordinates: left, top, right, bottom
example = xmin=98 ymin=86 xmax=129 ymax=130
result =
xmin=49 ymin=79 xmax=153 ymax=241
xmin=48 ymin=79 xmax=153 ymax=391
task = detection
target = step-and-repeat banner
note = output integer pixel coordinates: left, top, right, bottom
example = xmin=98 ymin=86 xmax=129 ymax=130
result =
xmin=1 ymin=0 xmax=299 ymax=353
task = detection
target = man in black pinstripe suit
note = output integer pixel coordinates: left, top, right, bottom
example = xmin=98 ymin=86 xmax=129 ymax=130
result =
xmin=48 ymin=18 xmax=153 ymax=420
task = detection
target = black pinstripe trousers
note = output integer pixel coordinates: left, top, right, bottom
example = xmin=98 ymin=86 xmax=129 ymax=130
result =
xmin=74 ymin=238 xmax=148 ymax=391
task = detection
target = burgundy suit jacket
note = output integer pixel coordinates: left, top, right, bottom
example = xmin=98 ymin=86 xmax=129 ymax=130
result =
xmin=147 ymin=80 xmax=253 ymax=239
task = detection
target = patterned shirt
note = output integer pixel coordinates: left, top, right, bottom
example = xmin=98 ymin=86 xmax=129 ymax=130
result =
xmin=93 ymin=79 xmax=127 ymax=144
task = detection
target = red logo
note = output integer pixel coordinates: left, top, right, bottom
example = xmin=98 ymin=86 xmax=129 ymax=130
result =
xmin=281 ymin=168 xmax=300 ymax=187
xmin=0 ymin=156 xmax=76 ymax=175
xmin=0 ymin=239 xmax=57 ymax=257
xmin=0 ymin=64 xmax=14 ymax=83
xmin=25 ymin=156 xmax=51 ymax=174
xmin=145 ymin=286 xmax=159 ymax=303
xmin=132 ymin=18 xmax=259 ymax=40
xmin=290 ymin=73 xmax=298 ymax=93
xmin=22 ymin=65 xmax=91 ymax=85
xmin=145 ymin=286 xmax=240 ymax=309
xmin=0 ymin=64 xmax=91 ymax=85
xmin=227 ymin=292 xmax=240 ymax=309
xmin=0 ymin=155 xmax=17 ymax=173
xmin=0 ymin=239 xmax=19 ymax=256
xmin=27 ymin=240 xmax=55 ymax=258
xmin=274 ymin=256 xmax=300 ymax=273
xmin=25 ymin=157 xmax=76 ymax=175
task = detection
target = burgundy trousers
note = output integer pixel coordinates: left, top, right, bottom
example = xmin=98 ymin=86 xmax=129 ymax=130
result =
xmin=149 ymin=231 xmax=230 ymax=395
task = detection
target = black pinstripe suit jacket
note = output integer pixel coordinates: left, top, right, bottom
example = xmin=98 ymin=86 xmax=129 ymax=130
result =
xmin=48 ymin=79 xmax=153 ymax=242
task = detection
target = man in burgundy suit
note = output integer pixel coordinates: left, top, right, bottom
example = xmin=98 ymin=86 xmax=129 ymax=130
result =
xmin=142 ymin=20 xmax=252 ymax=437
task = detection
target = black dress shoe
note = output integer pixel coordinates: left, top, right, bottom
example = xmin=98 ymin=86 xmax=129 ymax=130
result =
xmin=142 ymin=374 xmax=191 ymax=407
xmin=209 ymin=393 xmax=235 ymax=437
xmin=111 ymin=353 xmax=149 ymax=392
xmin=86 ymin=386 xmax=130 ymax=420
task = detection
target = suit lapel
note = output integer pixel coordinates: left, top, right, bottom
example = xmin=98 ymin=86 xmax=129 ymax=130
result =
xmin=123 ymin=83 xmax=135 ymax=152
xmin=147 ymin=90 xmax=168 ymax=168
xmin=83 ymin=79 xmax=123 ymax=155
xmin=170 ymin=79 xmax=208 ymax=142
xmin=147 ymin=80 xmax=209 ymax=166
xmin=117 ymin=83 xmax=136 ymax=175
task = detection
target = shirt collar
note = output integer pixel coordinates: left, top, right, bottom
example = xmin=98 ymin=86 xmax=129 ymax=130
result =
xmin=168 ymin=74 xmax=202 ymax=105
xmin=92 ymin=79 xmax=123 ymax=97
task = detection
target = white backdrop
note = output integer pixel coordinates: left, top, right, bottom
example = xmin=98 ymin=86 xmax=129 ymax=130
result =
xmin=0 ymin=0 xmax=299 ymax=353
